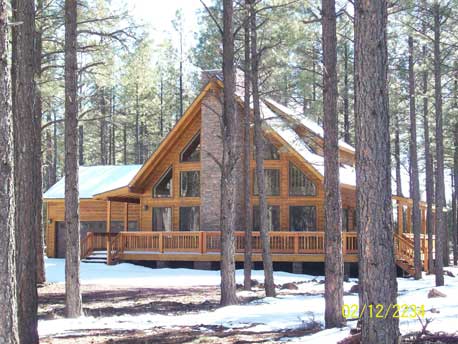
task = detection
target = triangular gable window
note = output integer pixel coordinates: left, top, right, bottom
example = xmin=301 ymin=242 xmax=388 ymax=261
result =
xmin=153 ymin=167 xmax=173 ymax=198
xmin=289 ymin=163 xmax=316 ymax=196
xmin=181 ymin=133 xmax=200 ymax=162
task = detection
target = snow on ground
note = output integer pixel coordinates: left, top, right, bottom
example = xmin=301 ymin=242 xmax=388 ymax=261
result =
xmin=40 ymin=259 xmax=458 ymax=343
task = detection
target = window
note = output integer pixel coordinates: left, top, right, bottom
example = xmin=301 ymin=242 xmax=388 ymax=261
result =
xmin=289 ymin=163 xmax=316 ymax=196
xmin=342 ymin=208 xmax=349 ymax=231
xmin=180 ymin=171 xmax=200 ymax=197
xmin=153 ymin=167 xmax=172 ymax=198
xmin=253 ymin=205 xmax=280 ymax=231
xmin=289 ymin=206 xmax=316 ymax=231
xmin=152 ymin=207 xmax=172 ymax=231
xmin=181 ymin=133 xmax=200 ymax=162
xmin=253 ymin=137 xmax=280 ymax=160
xmin=179 ymin=206 xmax=200 ymax=231
xmin=253 ymin=169 xmax=280 ymax=196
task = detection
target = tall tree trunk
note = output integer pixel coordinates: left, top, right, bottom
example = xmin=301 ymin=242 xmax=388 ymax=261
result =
xmin=250 ymin=0 xmax=275 ymax=298
xmin=0 ymin=3 xmax=19 ymax=341
xmin=99 ymin=87 xmax=107 ymax=165
xmin=11 ymin=0 xmax=40 ymax=341
xmin=179 ymin=31 xmax=183 ymax=118
xmin=35 ymin=0 xmax=45 ymax=286
xmin=422 ymin=44 xmax=434 ymax=273
xmin=160 ymin=76 xmax=164 ymax=137
xmin=45 ymin=113 xmax=53 ymax=189
xmin=433 ymin=3 xmax=445 ymax=286
xmin=111 ymin=88 xmax=116 ymax=164
xmin=135 ymin=82 xmax=140 ymax=164
xmin=78 ymin=125 xmax=84 ymax=165
xmin=52 ymin=110 xmax=58 ymax=185
xmin=322 ymin=0 xmax=344 ymax=328
xmin=454 ymin=122 xmax=458 ymax=266
xmin=408 ymin=36 xmax=422 ymax=279
xmin=354 ymin=0 xmax=400 ymax=342
xmin=220 ymin=0 xmax=238 ymax=306
xmin=243 ymin=3 xmax=253 ymax=291
xmin=343 ymin=42 xmax=350 ymax=144
xmin=64 ymin=0 xmax=82 ymax=318
xmin=394 ymin=112 xmax=403 ymax=197
xmin=123 ymin=123 xmax=127 ymax=164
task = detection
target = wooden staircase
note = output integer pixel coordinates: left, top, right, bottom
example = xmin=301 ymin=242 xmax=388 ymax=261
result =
xmin=394 ymin=233 xmax=424 ymax=276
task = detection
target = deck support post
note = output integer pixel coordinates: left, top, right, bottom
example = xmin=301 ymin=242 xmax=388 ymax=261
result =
xmin=406 ymin=206 xmax=412 ymax=234
xmin=106 ymin=200 xmax=112 ymax=265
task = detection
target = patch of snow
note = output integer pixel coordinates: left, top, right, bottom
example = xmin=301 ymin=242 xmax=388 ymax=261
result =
xmin=43 ymin=165 xmax=142 ymax=199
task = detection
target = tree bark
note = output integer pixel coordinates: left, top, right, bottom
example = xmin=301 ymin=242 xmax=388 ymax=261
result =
xmin=135 ymin=82 xmax=140 ymax=164
xmin=322 ymin=0 xmax=345 ymax=328
xmin=250 ymin=0 xmax=276 ymax=298
xmin=220 ymin=0 xmax=238 ymax=306
xmin=123 ymin=123 xmax=127 ymax=164
xmin=354 ymin=0 xmax=400 ymax=342
xmin=422 ymin=44 xmax=434 ymax=274
xmin=343 ymin=42 xmax=350 ymax=145
xmin=433 ymin=3 xmax=445 ymax=286
xmin=394 ymin=112 xmax=403 ymax=197
xmin=243 ymin=2 xmax=253 ymax=291
xmin=0 ymin=2 xmax=19 ymax=341
xmin=79 ymin=125 xmax=84 ymax=165
xmin=454 ymin=122 xmax=458 ymax=266
xmin=11 ymin=0 xmax=40 ymax=341
xmin=64 ymin=0 xmax=82 ymax=318
xmin=408 ymin=36 xmax=422 ymax=279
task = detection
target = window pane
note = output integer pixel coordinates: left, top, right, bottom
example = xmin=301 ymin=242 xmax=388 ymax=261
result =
xmin=153 ymin=207 xmax=172 ymax=231
xmin=128 ymin=221 xmax=138 ymax=231
xmin=181 ymin=133 xmax=201 ymax=162
xmin=153 ymin=167 xmax=173 ymax=198
xmin=179 ymin=206 xmax=200 ymax=231
xmin=289 ymin=206 xmax=316 ymax=231
xmin=342 ymin=208 xmax=349 ymax=231
xmin=253 ymin=137 xmax=279 ymax=160
xmin=289 ymin=163 xmax=316 ymax=196
xmin=253 ymin=205 xmax=280 ymax=231
xmin=180 ymin=171 xmax=200 ymax=197
xmin=253 ymin=169 xmax=280 ymax=196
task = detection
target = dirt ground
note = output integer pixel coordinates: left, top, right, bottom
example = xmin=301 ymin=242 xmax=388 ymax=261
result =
xmin=38 ymin=283 xmax=320 ymax=344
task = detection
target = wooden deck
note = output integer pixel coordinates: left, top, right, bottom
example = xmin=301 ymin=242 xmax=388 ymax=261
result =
xmin=82 ymin=231 xmax=359 ymax=263
xmin=80 ymin=230 xmax=433 ymax=275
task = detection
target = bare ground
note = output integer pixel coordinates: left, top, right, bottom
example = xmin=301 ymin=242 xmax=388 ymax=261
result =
xmin=38 ymin=283 xmax=321 ymax=344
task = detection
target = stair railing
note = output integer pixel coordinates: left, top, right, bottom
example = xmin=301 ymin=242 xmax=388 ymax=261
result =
xmin=80 ymin=232 xmax=94 ymax=259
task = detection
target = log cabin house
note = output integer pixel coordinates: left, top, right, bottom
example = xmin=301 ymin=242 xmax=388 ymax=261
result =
xmin=44 ymin=74 xmax=435 ymax=275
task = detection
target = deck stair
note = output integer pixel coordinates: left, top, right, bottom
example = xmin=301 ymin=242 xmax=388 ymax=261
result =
xmin=82 ymin=251 xmax=107 ymax=264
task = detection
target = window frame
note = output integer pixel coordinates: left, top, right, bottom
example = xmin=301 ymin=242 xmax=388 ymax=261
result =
xmin=288 ymin=162 xmax=317 ymax=197
xmin=180 ymin=132 xmax=201 ymax=163
xmin=153 ymin=166 xmax=173 ymax=198
xmin=289 ymin=205 xmax=317 ymax=232
xmin=180 ymin=170 xmax=200 ymax=197
xmin=253 ymin=168 xmax=280 ymax=196
xmin=152 ymin=207 xmax=173 ymax=232
xmin=179 ymin=206 xmax=200 ymax=231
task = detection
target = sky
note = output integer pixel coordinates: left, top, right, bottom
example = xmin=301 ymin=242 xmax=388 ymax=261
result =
xmin=127 ymin=0 xmax=202 ymax=46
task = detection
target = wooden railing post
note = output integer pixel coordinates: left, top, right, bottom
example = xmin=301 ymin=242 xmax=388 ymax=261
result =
xmin=106 ymin=200 xmax=112 ymax=265
xmin=294 ymin=232 xmax=299 ymax=254
xmin=159 ymin=232 xmax=164 ymax=253
xmin=201 ymin=231 xmax=206 ymax=254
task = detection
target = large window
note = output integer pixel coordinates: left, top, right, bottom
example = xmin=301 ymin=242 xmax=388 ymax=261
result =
xmin=181 ymin=133 xmax=201 ymax=162
xmin=253 ymin=137 xmax=280 ymax=160
xmin=180 ymin=171 xmax=200 ymax=197
xmin=153 ymin=167 xmax=173 ymax=198
xmin=253 ymin=169 xmax=280 ymax=196
xmin=179 ymin=206 xmax=200 ymax=231
xmin=253 ymin=205 xmax=280 ymax=231
xmin=289 ymin=163 xmax=316 ymax=196
xmin=289 ymin=206 xmax=316 ymax=231
xmin=152 ymin=207 xmax=172 ymax=231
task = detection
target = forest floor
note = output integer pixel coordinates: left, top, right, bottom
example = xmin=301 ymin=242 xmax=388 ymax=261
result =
xmin=38 ymin=259 xmax=458 ymax=343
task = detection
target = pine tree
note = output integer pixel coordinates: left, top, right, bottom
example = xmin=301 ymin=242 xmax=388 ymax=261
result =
xmin=64 ymin=0 xmax=82 ymax=318
xmin=354 ymin=0 xmax=400 ymax=341
xmin=0 ymin=1 xmax=19 ymax=341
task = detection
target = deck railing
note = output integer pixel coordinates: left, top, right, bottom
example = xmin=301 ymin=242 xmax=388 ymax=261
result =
xmin=99 ymin=231 xmax=359 ymax=259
